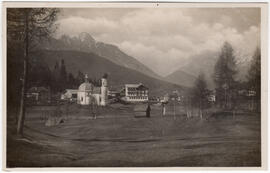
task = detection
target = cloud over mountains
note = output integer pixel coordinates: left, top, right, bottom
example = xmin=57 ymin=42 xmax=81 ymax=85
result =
xmin=56 ymin=8 xmax=260 ymax=76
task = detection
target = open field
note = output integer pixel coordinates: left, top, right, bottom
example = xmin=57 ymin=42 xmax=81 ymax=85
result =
xmin=7 ymin=103 xmax=261 ymax=167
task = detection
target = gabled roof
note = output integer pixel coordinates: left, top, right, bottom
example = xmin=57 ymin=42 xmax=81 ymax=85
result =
xmin=125 ymin=84 xmax=141 ymax=88
xmin=28 ymin=87 xmax=48 ymax=93
xmin=64 ymin=89 xmax=78 ymax=94
xmin=66 ymin=89 xmax=78 ymax=92
xmin=125 ymin=83 xmax=148 ymax=90
xmin=137 ymin=85 xmax=148 ymax=90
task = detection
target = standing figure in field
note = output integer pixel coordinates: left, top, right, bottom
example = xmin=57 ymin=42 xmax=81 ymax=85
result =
xmin=162 ymin=103 xmax=166 ymax=116
xmin=90 ymin=96 xmax=98 ymax=119
xmin=146 ymin=104 xmax=151 ymax=118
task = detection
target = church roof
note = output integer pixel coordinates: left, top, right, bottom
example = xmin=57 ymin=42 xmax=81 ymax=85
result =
xmin=78 ymin=82 xmax=94 ymax=91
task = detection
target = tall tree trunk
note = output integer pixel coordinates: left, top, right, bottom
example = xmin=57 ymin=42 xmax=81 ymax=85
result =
xmin=256 ymin=96 xmax=260 ymax=113
xmin=17 ymin=10 xmax=29 ymax=135
xmin=199 ymin=99 xmax=202 ymax=120
xmin=256 ymin=84 xmax=261 ymax=113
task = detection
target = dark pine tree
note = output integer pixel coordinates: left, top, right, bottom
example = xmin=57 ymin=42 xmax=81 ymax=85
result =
xmin=191 ymin=73 xmax=210 ymax=119
xmin=52 ymin=61 xmax=61 ymax=93
xmin=247 ymin=47 xmax=261 ymax=112
xmin=76 ymin=70 xmax=85 ymax=86
xmin=67 ymin=73 xmax=76 ymax=89
xmin=213 ymin=42 xmax=237 ymax=109
xmin=28 ymin=58 xmax=52 ymax=88
xmin=60 ymin=59 xmax=67 ymax=91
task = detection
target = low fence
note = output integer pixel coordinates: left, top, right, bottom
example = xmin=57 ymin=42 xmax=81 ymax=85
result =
xmin=24 ymin=101 xmax=260 ymax=126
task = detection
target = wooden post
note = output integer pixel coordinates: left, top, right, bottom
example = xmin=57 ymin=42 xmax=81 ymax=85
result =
xmin=199 ymin=100 xmax=201 ymax=120
xmin=173 ymin=99 xmax=176 ymax=120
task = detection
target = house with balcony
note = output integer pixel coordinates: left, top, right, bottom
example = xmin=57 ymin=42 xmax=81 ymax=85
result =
xmin=124 ymin=83 xmax=149 ymax=102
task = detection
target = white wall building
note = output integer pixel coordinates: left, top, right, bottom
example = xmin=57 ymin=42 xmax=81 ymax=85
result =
xmin=78 ymin=75 xmax=108 ymax=106
xmin=61 ymin=74 xmax=108 ymax=106
xmin=77 ymin=79 xmax=94 ymax=105
xmin=125 ymin=83 xmax=149 ymax=102
xmin=100 ymin=78 xmax=108 ymax=106
xmin=61 ymin=89 xmax=78 ymax=101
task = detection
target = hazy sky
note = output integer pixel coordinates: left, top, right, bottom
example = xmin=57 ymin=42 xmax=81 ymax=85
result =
xmin=56 ymin=8 xmax=260 ymax=76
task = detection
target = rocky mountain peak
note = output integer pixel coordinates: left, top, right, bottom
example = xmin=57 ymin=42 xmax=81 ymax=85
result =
xmin=78 ymin=32 xmax=96 ymax=44
xmin=40 ymin=33 xmax=161 ymax=80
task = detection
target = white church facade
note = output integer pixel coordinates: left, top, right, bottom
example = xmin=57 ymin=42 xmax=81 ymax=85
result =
xmin=61 ymin=74 xmax=108 ymax=106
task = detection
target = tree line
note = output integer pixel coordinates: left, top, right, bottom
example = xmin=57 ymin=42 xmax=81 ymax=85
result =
xmin=187 ymin=42 xmax=261 ymax=118
xmin=30 ymin=59 xmax=102 ymax=93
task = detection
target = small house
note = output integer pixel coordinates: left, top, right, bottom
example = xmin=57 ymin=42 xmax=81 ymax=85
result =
xmin=61 ymin=89 xmax=78 ymax=101
xmin=108 ymin=89 xmax=120 ymax=99
xmin=26 ymin=87 xmax=50 ymax=104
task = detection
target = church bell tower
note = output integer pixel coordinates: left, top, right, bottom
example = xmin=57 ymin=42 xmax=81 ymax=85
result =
xmin=100 ymin=74 xmax=108 ymax=106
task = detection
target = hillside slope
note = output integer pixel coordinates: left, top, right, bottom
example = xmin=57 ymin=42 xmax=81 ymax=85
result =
xmin=167 ymin=51 xmax=218 ymax=89
xmin=170 ymin=50 xmax=251 ymax=89
xmin=32 ymin=50 xmax=185 ymax=96
xmin=164 ymin=69 xmax=197 ymax=87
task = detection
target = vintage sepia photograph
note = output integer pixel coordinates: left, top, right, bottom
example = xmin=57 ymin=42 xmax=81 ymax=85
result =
xmin=3 ymin=2 xmax=268 ymax=169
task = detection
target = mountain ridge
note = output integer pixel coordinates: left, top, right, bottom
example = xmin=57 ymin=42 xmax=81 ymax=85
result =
xmin=39 ymin=33 xmax=161 ymax=80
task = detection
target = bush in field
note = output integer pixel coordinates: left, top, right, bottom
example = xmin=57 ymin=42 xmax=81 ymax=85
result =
xmin=45 ymin=105 xmax=64 ymax=126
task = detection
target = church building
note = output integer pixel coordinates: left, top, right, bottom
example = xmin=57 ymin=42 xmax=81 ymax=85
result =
xmin=61 ymin=74 xmax=108 ymax=106
xmin=77 ymin=74 xmax=108 ymax=106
